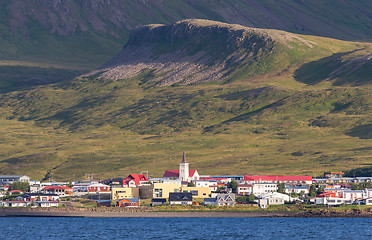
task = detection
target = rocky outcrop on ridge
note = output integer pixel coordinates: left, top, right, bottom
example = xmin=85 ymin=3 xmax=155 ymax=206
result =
xmin=85 ymin=19 xmax=315 ymax=86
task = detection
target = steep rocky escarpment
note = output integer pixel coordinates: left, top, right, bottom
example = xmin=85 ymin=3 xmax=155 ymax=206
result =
xmin=87 ymin=19 xmax=315 ymax=86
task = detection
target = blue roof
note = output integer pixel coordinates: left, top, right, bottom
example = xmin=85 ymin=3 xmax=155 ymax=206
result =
xmin=97 ymin=200 xmax=111 ymax=203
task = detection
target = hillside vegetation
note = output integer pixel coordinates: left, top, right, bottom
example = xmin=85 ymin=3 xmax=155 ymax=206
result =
xmin=1 ymin=0 xmax=372 ymax=92
xmin=0 ymin=20 xmax=371 ymax=180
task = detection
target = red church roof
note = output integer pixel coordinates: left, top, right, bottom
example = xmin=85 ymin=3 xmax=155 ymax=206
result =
xmin=243 ymin=175 xmax=312 ymax=182
xmin=123 ymin=174 xmax=149 ymax=185
xmin=163 ymin=170 xmax=197 ymax=178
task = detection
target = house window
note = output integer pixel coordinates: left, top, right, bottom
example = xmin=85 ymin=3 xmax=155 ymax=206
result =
xmin=190 ymin=191 xmax=198 ymax=196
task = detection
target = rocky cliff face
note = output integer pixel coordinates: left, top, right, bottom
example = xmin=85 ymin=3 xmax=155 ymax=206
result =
xmin=88 ymin=19 xmax=315 ymax=86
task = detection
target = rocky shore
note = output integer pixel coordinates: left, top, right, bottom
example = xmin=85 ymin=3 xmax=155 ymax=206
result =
xmin=1 ymin=207 xmax=371 ymax=218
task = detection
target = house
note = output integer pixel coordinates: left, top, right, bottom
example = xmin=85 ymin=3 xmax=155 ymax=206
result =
xmin=216 ymin=193 xmax=236 ymax=206
xmin=322 ymin=188 xmax=345 ymax=198
xmin=342 ymin=190 xmax=364 ymax=202
xmin=237 ymin=184 xmax=253 ymax=195
xmin=111 ymin=186 xmax=139 ymax=201
xmin=364 ymin=189 xmax=372 ymax=198
xmin=96 ymin=200 xmax=111 ymax=207
xmin=192 ymin=180 xmax=218 ymax=192
xmin=251 ymin=183 xmax=277 ymax=195
xmin=73 ymin=183 xmax=111 ymax=193
xmin=34 ymin=201 xmax=59 ymax=208
xmin=284 ymin=186 xmax=310 ymax=195
xmin=324 ymin=172 xmax=344 ymax=178
xmin=0 ymin=175 xmax=30 ymax=185
xmin=0 ymin=185 xmax=9 ymax=191
xmin=258 ymin=197 xmax=284 ymax=208
xmin=123 ymin=174 xmax=149 ymax=187
xmin=211 ymin=176 xmax=244 ymax=182
xmin=203 ymin=198 xmax=218 ymax=205
xmin=359 ymin=197 xmax=372 ymax=205
xmin=244 ymin=175 xmax=312 ymax=184
xmin=87 ymin=183 xmax=111 ymax=193
xmin=8 ymin=190 xmax=24 ymax=195
xmin=180 ymin=187 xmax=211 ymax=198
xmin=101 ymin=178 xmax=125 ymax=185
xmin=257 ymin=192 xmax=297 ymax=203
xmin=151 ymin=198 xmax=167 ymax=206
xmin=169 ymin=192 xmax=193 ymax=205
xmin=139 ymin=184 xmax=154 ymax=199
xmin=163 ymin=152 xmax=200 ymax=182
xmin=152 ymin=182 xmax=181 ymax=199
xmin=15 ymin=193 xmax=59 ymax=202
xmin=314 ymin=197 xmax=346 ymax=206
xmin=1 ymin=201 xmax=29 ymax=207
xmin=43 ymin=186 xmax=73 ymax=197
xmin=117 ymin=198 xmax=139 ymax=207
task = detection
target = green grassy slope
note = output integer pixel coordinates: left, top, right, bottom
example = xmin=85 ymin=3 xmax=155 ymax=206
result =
xmin=0 ymin=24 xmax=371 ymax=181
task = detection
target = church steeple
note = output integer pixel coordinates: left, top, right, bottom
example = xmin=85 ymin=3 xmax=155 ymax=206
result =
xmin=179 ymin=152 xmax=189 ymax=182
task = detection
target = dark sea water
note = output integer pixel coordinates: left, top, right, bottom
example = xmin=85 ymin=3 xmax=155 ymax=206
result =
xmin=0 ymin=217 xmax=371 ymax=239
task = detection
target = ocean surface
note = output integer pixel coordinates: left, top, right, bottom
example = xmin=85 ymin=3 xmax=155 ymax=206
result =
xmin=1 ymin=217 xmax=371 ymax=239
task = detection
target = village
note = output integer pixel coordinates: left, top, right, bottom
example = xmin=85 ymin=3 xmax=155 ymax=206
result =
xmin=1 ymin=153 xmax=371 ymax=209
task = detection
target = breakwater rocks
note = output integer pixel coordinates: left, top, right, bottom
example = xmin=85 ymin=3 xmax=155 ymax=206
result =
xmin=297 ymin=209 xmax=372 ymax=218
xmin=1 ymin=207 xmax=371 ymax=218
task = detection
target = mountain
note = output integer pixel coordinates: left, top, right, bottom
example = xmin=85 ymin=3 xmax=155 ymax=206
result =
xmin=1 ymin=0 xmax=371 ymax=92
xmin=0 ymin=19 xmax=371 ymax=180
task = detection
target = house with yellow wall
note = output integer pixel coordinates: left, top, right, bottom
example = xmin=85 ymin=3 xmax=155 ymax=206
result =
xmin=111 ymin=186 xmax=139 ymax=201
xmin=153 ymin=182 xmax=181 ymax=199
xmin=180 ymin=187 xmax=211 ymax=199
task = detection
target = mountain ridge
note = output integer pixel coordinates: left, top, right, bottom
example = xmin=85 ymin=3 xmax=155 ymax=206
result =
xmin=86 ymin=19 xmax=319 ymax=86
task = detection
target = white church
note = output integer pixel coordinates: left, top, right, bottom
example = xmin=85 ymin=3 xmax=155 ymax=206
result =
xmin=162 ymin=152 xmax=200 ymax=182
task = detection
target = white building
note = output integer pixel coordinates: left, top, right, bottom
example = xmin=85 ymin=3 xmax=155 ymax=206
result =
xmin=315 ymin=197 xmax=346 ymax=206
xmin=0 ymin=175 xmax=30 ymax=185
xmin=237 ymin=184 xmax=253 ymax=195
xmin=342 ymin=190 xmax=364 ymax=202
xmin=257 ymin=192 xmax=298 ymax=203
xmin=258 ymin=197 xmax=284 ymax=208
xmin=193 ymin=180 xmax=218 ymax=192
xmin=252 ymin=183 xmax=277 ymax=195
xmin=284 ymin=186 xmax=310 ymax=195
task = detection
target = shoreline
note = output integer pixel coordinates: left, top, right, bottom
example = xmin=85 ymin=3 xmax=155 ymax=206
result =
xmin=1 ymin=208 xmax=371 ymax=218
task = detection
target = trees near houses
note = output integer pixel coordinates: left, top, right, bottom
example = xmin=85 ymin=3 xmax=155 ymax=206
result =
xmin=309 ymin=184 xmax=317 ymax=197
xmin=277 ymin=183 xmax=285 ymax=193
xmin=8 ymin=182 xmax=29 ymax=192
xmin=227 ymin=180 xmax=238 ymax=193
xmin=236 ymin=194 xmax=257 ymax=204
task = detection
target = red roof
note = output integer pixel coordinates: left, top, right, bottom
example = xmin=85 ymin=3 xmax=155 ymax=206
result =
xmin=244 ymin=175 xmax=312 ymax=182
xmin=163 ymin=170 xmax=197 ymax=178
xmin=123 ymin=174 xmax=149 ymax=186
xmin=43 ymin=186 xmax=73 ymax=190
xmin=9 ymin=190 xmax=23 ymax=193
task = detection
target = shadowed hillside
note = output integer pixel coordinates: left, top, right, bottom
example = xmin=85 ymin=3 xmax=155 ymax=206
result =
xmin=1 ymin=0 xmax=372 ymax=92
xmin=0 ymin=20 xmax=371 ymax=180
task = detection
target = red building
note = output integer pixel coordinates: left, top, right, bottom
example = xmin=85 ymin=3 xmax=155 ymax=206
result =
xmin=87 ymin=183 xmax=111 ymax=193
xmin=43 ymin=186 xmax=73 ymax=197
xmin=244 ymin=175 xmax=312 ymax=184
xmin=123 ymin=174 xmax=149 ymax=187
xmin=117 ymin=198 xmax=139 ymax=207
